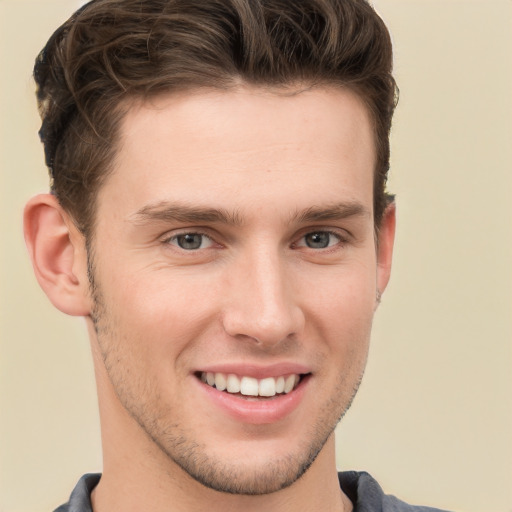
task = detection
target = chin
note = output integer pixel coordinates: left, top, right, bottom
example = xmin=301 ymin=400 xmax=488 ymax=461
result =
xmin=173 ymin=449 xmax=319 ymax=495
xmin=150 ymin=424 xmax=331 ymax=495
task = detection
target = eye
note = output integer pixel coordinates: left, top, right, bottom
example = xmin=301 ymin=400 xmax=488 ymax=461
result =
xmin=166 ymin=232 xmax=214 ymax=250
xmin=297 ymin=231 xmax=342 ymax=249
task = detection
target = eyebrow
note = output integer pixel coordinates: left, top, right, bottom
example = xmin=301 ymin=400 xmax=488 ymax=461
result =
xmin=294 ymin=202 xmax=371 ymax=223
xmin=129 ymin=200 xmax=370 ymax=227
xmin=129 ymin=201 xmax=244 ymax=226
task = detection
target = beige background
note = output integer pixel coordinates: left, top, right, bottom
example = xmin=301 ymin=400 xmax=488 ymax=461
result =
xmin=1 ymin=0 xmax=511 ymax=511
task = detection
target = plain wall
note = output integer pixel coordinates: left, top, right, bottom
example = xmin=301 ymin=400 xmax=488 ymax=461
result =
xmin=1 ymin=1 xmax=510 ymax=511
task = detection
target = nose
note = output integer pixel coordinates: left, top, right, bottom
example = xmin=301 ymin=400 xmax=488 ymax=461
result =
xmin=221 ymin=247 xmax=305 ymax=347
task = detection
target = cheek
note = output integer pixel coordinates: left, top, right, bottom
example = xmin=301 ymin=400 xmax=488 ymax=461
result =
xmin=102 ymin=269 xmax=221 ymax=350
xmin=302 ymin=259 xmax=377 ymax=318
xmin=301 ymin=261 xmax=376 ymax=357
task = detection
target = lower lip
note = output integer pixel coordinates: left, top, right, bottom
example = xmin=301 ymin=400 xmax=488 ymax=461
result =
xmin=196 ymin=375 xmax=310 ymax=425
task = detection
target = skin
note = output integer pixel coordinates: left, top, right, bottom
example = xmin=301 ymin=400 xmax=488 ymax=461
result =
xmin=24 ymin=85 xmax=395 ymax=512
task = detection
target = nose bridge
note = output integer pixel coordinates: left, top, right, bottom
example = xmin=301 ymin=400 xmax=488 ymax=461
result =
xmin=222 ymin=244 xmax=304 ymax=345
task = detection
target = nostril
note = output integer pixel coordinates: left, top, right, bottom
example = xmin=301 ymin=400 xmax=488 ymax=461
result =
xmin=221 ymin=281 xmax=305 ymax=345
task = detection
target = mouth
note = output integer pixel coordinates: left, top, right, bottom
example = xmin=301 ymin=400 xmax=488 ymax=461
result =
xmin=194 ymin=367 xmax=311 ymax=423
xmin=196 ymin=371 xmax=305 ymax=399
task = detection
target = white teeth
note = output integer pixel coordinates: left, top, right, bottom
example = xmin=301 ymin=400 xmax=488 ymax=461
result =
xmin=284 ymin=374 xmax=296 ymax=393
xmin=226 ymin=373 xmax=240 ymax=393
xmin=258 ymin=377 xmax=276 ymax=397
xmin=240 ymin=376 xmax=259 ymax=396
xmin=200 ymin=372 xmax=301 ymax=397
xmin=214 ymin=373 xmax=227 ymax=391
xmin=275 ymin=376 xmax=285 ymax=394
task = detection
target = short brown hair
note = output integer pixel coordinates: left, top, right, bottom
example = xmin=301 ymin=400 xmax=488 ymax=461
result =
xmin=35 ymin=0 xmax=397 ymax=237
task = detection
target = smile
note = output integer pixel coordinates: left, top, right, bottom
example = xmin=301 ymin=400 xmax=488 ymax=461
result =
xmin=200 ymin=372 xmax=301 ymax=397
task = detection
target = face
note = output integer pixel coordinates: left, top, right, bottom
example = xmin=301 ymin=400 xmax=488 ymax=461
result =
xmin=87 ymin=86 xmax=393 ymax=494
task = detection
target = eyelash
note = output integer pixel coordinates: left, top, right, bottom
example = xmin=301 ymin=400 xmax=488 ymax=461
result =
xmin=293 ymin=230 xmax=347 ymax=251
xmin=161 ymin=228 xmax=348 ymax=253
xmin=162 ymin=230 xmax=216 ymax=251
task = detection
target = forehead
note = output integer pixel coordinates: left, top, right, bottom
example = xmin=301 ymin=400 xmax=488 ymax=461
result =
xmin=99 ymin=86 xmax=375 ymax=221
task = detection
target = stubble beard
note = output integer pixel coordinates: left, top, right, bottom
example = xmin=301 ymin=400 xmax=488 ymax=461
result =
xmin=87 ymin=252 xmax=366 ymax=496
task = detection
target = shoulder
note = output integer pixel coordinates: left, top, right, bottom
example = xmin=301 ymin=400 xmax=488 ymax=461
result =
xmin=53 ymin=474 xmax=100 ymax=512
xmin=338 ymin=471 xmax=452 ymax=512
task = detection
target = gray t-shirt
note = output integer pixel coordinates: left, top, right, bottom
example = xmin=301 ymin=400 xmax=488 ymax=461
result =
xmin=54 ymin=471 xmax=450 ymax=512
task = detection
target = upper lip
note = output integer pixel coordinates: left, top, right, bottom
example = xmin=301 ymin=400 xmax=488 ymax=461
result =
xmin=194 ymin=362 xmax=311 ymax=379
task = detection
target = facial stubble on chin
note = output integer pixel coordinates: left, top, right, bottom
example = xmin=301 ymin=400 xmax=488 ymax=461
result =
xmin=86 ymin=249 xmax=366 ymax=495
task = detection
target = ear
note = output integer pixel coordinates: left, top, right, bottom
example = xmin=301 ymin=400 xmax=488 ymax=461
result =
xmin=376 ymin=201 xmax=396 ymax=300
xmin=24 ymin=194 xmax=92 ymax=316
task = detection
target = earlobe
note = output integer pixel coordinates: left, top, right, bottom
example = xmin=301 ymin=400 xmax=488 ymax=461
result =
xmin=24 ymin=194 xmax=91 ymax=316
xmin=376 ymin=201 xmax=396 ymax=300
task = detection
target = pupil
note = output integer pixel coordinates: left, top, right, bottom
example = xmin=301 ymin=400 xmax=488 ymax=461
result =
xmin=178 ymin=234 xmax=202 ymax=250
xmin=306 ymin=232 xmax=329 ymax=248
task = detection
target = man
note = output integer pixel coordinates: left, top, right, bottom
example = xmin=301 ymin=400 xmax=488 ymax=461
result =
xmin=23 ymin=0 xmax=448 ymax=510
